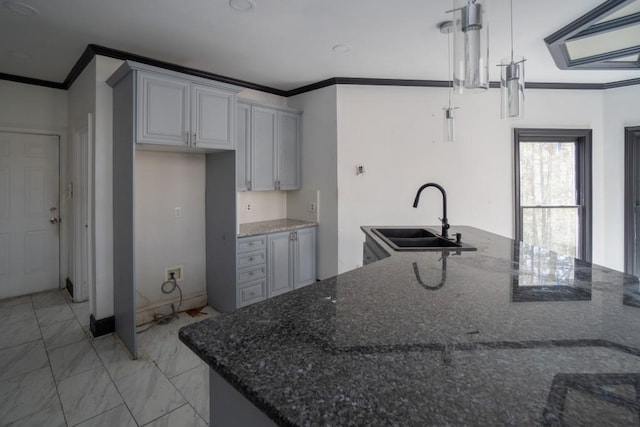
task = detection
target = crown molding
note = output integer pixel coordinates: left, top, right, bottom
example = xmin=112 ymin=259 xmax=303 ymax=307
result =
xmin=1 ymin=44 xmax=639 ymax=95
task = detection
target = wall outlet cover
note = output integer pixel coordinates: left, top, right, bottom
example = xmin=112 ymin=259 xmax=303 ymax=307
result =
xmin=165 ymin=265 xmax=183 ymax=281
xmin=308 ymin=202 xmax=317 ymax=212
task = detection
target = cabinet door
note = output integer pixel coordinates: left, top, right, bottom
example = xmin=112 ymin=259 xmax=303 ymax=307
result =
xmin=267 ymin=232 xmax=293 ymax=297
xmin=136 ymin=72 xmax=190 ymax=146
xmin=293 ymin=227 xmax=316 ymax=288
xmin=236 ymin=103 xmax=251 ymax=191
xmin=192 ymin=84 xmax=235 ymax=150
xmin=251 ymin=106 xmax=277 ymax=191
xmin=277 ymin=111 xmax=300 ymax=190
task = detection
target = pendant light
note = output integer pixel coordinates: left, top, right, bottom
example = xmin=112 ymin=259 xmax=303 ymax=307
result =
xmin=499 ymin=0 xmax=525 ymax=119
xmin=447 ymin=0 xmax=489 ymax=93
xmin=440 ymin=21 xmax=458 ymax=142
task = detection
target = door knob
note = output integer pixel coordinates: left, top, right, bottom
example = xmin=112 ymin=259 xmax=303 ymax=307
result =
xmin=50 ymin=207 xmax=60 ymax=224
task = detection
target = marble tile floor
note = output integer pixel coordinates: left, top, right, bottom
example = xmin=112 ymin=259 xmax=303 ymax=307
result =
xmin=0 ymin=289 xmax=215 ymax=426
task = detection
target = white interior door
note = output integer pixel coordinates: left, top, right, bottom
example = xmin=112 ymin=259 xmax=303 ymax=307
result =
xmin=0 ymin=132 xmax=60 ymax=299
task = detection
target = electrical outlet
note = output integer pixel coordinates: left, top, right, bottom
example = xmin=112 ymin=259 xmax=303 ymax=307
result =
xmin=165 ymin=266 xmax=183 ymax=281
xmin=174 ymin=207 xmax=182 ymax=218
xmin=246 ymin=203 xmax=252 ymax=212
xmin=308 ymin=202 xmax=317 ymax=212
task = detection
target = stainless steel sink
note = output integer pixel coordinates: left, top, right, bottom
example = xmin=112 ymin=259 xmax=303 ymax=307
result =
xmin=371 ymin=227 xmax=476 ymax=251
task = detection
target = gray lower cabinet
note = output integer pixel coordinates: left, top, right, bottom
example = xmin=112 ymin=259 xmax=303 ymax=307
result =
xmin=236 ymin=99 xmax=301 ymax=191
xmin=236 ymin=235 xmax=268 ymax=308
xmin=237 ymin=227 xmax=316 ymax=307
xmin=363 ymin=235 xmax=390 ymax=265
xmin=268 ymin=227 xmax=316 ymax=296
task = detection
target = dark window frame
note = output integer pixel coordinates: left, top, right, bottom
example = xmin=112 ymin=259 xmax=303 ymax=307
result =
xmin=624 ymin=126 xmax=640 ymax=274
xmin=514 ymin=128 xmax=593 ymax=261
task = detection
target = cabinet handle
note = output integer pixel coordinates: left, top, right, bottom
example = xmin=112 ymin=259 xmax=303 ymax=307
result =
xmin=193 ymin=133 xmax=197 ymax=146
xmin=247 ymin=180 xmax=252 ymax=190
xmin=186 ymin=132 xmax=190 ymax=145
xmin=249 ymin=257 xmax=254 ymax=261
xmin=249 ymin=271 xmax=254 ymax=276
xmin=249 ymin=242 xmax=255 ymax=246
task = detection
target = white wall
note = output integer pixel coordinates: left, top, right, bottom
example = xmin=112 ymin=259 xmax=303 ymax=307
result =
xmin=134 ymin=151 xmax=206 ymax=308
xmin=67 ymin=58 xmax=97 ymax=305
xmin=0 ymin=80 xmax=67 ymax=131
xmin=0 ymin=80 xmax=68 ymax=291
xmin=289 ymin=86 xmax=339 ymax=279
xmin=237 ymin=191 xmax=286 ymax=224
xmin=603 ymin=85 xmax=640 ymax=271
xmin=237 ymin=88 xmax=288 ymax=107
xmin=93 ymin=56 xmax=123 ymax=319
xmin=335 ymin=85 xmax=605 ymax=275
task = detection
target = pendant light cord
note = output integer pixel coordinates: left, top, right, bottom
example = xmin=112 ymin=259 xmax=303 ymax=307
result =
xmin=510 ymin=0 xmax=514 ymax=62
xmin=447 ymin=25 xmax=452 ymax=108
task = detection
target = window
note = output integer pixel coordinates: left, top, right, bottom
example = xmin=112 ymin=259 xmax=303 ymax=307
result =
xmin=514 ymin=129 xmax=592 ymax=261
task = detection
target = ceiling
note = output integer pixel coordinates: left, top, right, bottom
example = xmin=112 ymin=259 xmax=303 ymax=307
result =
xmin=1 ymin=0 xmax=639 ymax=92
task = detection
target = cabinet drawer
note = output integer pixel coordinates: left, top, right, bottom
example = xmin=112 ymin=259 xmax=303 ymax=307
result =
xmin=237 ymin=250 xmax=266 ymax=269
xmin=238 ymin=279 xmax=267 ymax=307
xmin=237 ymin=264 xmax=266 ymax=284
xmin=237 ymin=235 xmax=266 ymax=254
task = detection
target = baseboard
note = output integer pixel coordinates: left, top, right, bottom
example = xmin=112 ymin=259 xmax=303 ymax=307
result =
xmin=65 ymin=278 xmax=74 ymax=298
xmin=135 ymin=292 xmax=208 ymax=326
xmin=90 ymin=314 xmax=115 ymax=338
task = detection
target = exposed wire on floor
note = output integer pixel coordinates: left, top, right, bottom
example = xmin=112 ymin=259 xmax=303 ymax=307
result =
xmin=136 ymin=273 xmax=183 ymax=334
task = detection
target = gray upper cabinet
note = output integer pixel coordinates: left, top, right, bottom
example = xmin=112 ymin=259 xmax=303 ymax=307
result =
xmin=137 ymin=72 xmax=190 ymax=146
xmin=111 ymin=62 xmax=239 ymax=150
xmin=237 ymin=99 xmax=301 ymax=191
xmin=236 ymin=103 xmax=251 ymax=191
xmin=191 ymin=84 xmax=235 ymax=150
xmin=277 ymin=111 xmax=300 ymax=190
xmin=251 ymin=106 xmax=278 ymax=191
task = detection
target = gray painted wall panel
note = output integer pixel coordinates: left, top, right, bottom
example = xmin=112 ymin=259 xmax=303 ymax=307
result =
xmin=112 ymin=71 xmax=137 ymax=357
xmin=206 ymin=151 xmax=237 ymax=312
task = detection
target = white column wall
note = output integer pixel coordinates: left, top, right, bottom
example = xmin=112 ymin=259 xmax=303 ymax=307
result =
xmin=289 ymin=86 xmax=339 ymax=279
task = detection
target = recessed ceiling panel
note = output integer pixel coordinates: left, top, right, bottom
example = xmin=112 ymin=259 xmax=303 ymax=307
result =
xmin=546 ymin=0 xmax=640 ymax=70
xmin=607 ymin=54 xmax=640 ymax=61
xmin=595 ymin=0 xmax=640 ymax=23
xmin=566 ymin=24 xmax=640 ymax=60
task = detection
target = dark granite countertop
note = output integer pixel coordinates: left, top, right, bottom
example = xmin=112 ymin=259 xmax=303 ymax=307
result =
xmin=238 ymin=218 xmax=317 ymax=238
xmin=180 ymin=226 xmax=640 ymax=426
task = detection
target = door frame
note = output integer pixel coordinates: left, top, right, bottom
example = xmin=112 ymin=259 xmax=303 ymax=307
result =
xmin=0 ymin=127 xmax=64 ymax=290
xmin=624 ymin=126 xmax=640 ymax=275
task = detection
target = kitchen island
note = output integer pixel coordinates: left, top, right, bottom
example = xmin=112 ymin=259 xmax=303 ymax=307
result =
xmin=179 ymin=226 xmax=640 ymax=426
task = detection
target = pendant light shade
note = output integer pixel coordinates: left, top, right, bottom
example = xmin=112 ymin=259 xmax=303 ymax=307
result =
xmin=449 ymin=0 xmax=489 ymax=93
xmin=500 ymin=56 xmax=525 ymax=118
xmin=445 ymin=107 xmax=456 ymax=142
xmin=440 ymin=20 xmax=459 ymax=142
xmin=499 ymin=0 xmax=525 ymax=119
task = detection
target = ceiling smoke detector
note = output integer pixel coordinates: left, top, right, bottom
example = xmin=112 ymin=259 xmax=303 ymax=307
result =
xmin=2 ymin=0 xmax=38 ymax=15
xmin=229 ymin=0 xmax=255 ymax=12
xmin=332 ymin=44 xmax=351 ymax=53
